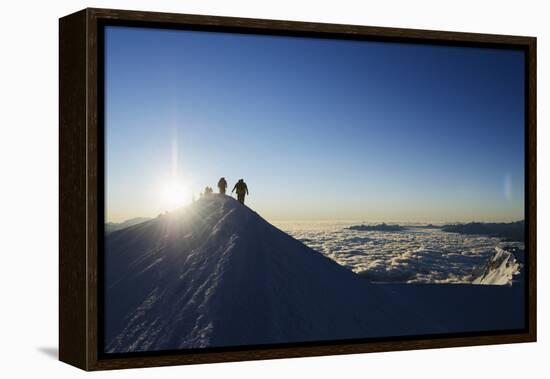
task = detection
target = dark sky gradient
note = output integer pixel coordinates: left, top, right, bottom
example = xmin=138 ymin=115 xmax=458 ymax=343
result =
xmin=105 ymin=26 xmax=525 ymax=222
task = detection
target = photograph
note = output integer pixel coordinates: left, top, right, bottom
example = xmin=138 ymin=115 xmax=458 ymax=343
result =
xmin=102 ymin=24 xmax=527 ymax=355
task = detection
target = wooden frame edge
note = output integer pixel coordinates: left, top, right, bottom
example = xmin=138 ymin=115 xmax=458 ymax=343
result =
xmin=91 ymin=333 xmax=535 ymax=371
xmin=59 ymin=8 xmax=88 ymax=370
xmin=526 ymin=37 xmax=537 ymax=344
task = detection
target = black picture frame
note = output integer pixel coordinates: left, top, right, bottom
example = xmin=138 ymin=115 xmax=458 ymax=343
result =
xmin=59 ymin=8 xmax=537 ymax=371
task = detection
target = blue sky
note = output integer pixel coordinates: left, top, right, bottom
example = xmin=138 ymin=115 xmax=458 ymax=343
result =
xmin=105 ymin=26 xmax=525 ymax=223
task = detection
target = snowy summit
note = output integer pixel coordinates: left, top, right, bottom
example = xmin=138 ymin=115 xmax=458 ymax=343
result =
xmin=104 ymin=195 xmax=435 ymax=352
xmin=105 ymin=195 xmax=524 ymax=353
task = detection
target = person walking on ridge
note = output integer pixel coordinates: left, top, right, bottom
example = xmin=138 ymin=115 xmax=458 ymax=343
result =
xmin=218 ymin=177 xmax=228 ymax=194
xmin=204 ymin=186 xmax=213 ymax=195
xmin=232 ymin=179 xmax=249 ymax=205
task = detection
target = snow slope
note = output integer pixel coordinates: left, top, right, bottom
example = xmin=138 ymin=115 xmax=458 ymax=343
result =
xmin=104 ymin=195 xmax=525 ymax=353
xmin=104 ymin=195 xmax=438 ymax=352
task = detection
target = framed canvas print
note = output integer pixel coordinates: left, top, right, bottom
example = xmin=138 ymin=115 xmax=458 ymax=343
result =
xmin=59 ymin=8 xmax=537 ymax=371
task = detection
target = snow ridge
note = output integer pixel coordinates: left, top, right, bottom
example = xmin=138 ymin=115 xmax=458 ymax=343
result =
xmin=104 ymin=195 xmax=436 ymax=353
xmin=104 ymin=195 xmax=525 ymax=353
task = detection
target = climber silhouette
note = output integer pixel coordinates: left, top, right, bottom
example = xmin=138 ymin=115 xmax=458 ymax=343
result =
xmin=232 ymin=179 xmax=249 ymax=205
xmin=218 ymin=177 xmax=227 ymax=194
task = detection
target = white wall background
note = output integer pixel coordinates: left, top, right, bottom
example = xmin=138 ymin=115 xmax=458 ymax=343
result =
xmin=0 ymin=0 xmax=547 ymax=377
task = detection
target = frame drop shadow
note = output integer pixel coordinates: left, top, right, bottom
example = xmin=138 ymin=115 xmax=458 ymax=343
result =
xmin=37 ymin=346 xmax=58 ymax=359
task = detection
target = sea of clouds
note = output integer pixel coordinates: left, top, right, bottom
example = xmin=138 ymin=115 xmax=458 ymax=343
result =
xmin=272 ymin=221 xmax=524 ymax=284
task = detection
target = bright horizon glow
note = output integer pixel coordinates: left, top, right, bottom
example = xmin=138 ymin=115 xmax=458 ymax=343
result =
xmin=160 ymin=179 xmax=192 ymax=211
xmin=105 ymin=26 xmax=525 ymax=224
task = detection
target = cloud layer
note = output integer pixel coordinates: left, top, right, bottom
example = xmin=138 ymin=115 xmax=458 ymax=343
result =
xmin=274 ymin=222 xmax=524 ymax=284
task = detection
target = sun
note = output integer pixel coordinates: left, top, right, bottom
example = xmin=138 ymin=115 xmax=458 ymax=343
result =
xmin=160 ymin=181 xmax=191 ymax=210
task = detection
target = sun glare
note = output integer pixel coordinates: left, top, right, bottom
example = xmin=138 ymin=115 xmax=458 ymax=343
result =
xmin=160 ymin=181 xmax=191 ymax=210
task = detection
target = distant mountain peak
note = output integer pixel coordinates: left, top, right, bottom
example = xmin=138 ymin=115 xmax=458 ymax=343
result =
xmin=105 ymin=216 xmax=152 ymax=234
